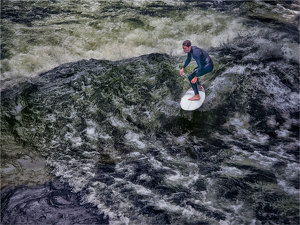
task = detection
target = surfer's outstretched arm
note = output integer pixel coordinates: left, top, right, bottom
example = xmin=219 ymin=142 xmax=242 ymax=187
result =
xmin=183 ymin=52 xmax=192 ymax=68
xmin=180 ymin=53 xmax=191 ymax=75
xmin=180 ymin=40 xmax=193 ymax=76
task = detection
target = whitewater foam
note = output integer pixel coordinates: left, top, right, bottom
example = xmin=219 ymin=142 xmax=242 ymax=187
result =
xmin=125 ymin=131 xmax=146 ymax=149
xmin=1 ymin=1 xmax=246 ymax=82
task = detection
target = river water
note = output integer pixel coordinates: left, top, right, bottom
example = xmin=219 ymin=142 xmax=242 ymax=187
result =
xmin=1 ymin=0 xmax=299 ymax=224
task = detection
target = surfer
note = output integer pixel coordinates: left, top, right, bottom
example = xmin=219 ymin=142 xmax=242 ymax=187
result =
xmin=180 ymin=40 xmax=214 ymax=101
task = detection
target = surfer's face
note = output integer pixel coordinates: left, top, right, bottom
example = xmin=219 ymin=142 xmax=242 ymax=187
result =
xmin=183 ymin=45 xmax=191 ymax=53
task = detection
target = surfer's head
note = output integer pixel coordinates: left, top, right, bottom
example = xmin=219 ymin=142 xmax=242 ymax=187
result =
xmin=182 ymin=40 xmax=192 ymax=53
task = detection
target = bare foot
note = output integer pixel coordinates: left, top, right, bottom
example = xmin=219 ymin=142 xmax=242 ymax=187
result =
xmin=188 ymin=95 xmax=200 ymax=101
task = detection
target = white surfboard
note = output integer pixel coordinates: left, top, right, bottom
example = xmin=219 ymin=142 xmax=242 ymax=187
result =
xmin=180 ymin=85 xmax=205 ymax=111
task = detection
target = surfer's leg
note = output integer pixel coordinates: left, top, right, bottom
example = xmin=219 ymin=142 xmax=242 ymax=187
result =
xmin=198 ymin=63 xmax=214 ymax=77
xmin=188 ymin=72 xmax=199 ymax=95
xmin=188 ymin=71 xmax=200 ymax=101
xmin=195 ymin=63 xmax=213 ymax=90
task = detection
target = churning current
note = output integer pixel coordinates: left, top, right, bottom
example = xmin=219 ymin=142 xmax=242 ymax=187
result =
xmin=1 ymin=1 xmax=299 ymax=224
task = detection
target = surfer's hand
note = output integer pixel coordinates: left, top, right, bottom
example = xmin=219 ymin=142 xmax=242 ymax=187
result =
xmin=191 ymin=77 xmax=198 ymax=84
xmin=180 ymin=68 xmax=184 ymax=76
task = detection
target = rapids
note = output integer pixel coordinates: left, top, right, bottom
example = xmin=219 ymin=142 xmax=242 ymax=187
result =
xmin=1 ymin=0 xmax=299 ymax=224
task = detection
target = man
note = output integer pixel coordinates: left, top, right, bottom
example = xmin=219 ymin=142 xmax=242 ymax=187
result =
xmin=180 ymin=40 xmax=214 ymax=101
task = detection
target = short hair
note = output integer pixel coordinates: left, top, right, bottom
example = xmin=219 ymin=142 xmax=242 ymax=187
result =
xmin=182 ymin=40 xmax=191 ymax=47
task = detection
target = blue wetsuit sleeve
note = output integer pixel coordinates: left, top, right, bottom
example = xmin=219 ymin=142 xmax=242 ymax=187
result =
xmin=183 ymin=52 xmax=191 ymax=68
